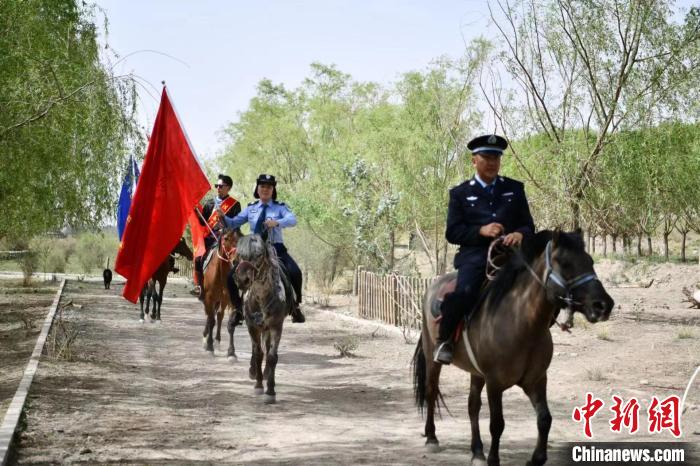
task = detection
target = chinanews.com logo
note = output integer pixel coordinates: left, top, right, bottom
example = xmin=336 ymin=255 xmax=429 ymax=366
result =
xmin=559 ymin=368 xmax=700 ymax=465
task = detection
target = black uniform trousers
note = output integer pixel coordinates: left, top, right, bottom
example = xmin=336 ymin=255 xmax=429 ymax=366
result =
xmin=438 ymin=260 xmax=486 ymax=342
xmin=273 ymin=243 xmax=302 ymax=304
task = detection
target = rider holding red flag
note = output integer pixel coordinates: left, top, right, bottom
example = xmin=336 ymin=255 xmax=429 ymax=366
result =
xmin=193 ymin=174 xmax=241 ymax=298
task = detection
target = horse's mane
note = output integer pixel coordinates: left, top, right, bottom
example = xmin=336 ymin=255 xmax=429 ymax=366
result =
xmin=479 ymin=230 xmax=585 ymax=312
xmin=237 ymin=234 xmax=283 ymax=286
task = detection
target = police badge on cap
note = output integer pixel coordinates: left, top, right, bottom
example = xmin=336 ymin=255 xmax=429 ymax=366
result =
xmin=254 ymin=174 xmax=277 ymax=199
xmin=467 ymin=134 xmax=508 ymax=156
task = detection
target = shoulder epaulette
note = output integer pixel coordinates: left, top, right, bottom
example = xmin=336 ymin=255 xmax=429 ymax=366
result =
xmin=248 ymin=201 xmax=257 ymax=206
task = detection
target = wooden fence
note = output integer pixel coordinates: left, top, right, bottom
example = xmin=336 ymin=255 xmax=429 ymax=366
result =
xmin=356 ymin=268 xmax=436 ymax=330
xmin=173 ymin=257 xmax=194 ymax=280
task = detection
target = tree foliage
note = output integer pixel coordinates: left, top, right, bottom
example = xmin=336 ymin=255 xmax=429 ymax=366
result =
xmin=0 ymin=0 xmax=142 ymax=241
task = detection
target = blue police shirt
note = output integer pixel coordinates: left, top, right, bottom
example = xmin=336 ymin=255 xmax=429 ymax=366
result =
xmin=224 ymin=200 xmax=297 ymax=244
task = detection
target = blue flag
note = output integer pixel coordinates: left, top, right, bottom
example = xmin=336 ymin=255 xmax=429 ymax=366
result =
xmin=117 ymin=156 xmax=140 ymax=240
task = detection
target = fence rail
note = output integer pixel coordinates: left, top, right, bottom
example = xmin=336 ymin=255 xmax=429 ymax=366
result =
xmin=356 ymin=268 xmax=436 ymax=330
xmin=173 ymin=257 xmax=194 ymax=281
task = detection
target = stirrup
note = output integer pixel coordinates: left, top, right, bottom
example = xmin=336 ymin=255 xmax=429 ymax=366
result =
xmin=433 ymin=340 xmax=453 ymax=365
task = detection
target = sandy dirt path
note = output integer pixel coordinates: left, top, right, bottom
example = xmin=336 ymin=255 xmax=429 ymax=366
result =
xmin=12 ymin=266 xmax=700 ymax=464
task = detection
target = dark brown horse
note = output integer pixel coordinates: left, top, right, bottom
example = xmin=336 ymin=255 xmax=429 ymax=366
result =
xmin=201 ymin=228 xmax=242 ymax=356
xmin=139 ymin=237 xmax=193 ymax=322
xmin=235 ymin=233 xmax=294 ymax=404
xmin=413 ymin=230 xmax=614 ymax=465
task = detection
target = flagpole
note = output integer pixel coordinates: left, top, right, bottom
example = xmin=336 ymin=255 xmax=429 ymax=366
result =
xmin=195 ymin=207 xmax=218 ymax=239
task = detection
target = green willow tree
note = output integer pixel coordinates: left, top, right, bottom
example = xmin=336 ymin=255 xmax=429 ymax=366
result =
xmin=0 ymin=0 xmax=142 ymax=241
xmin=485 ymin=0 xmax=700 ymax=228
xmin=219 ymin=52 xmax=488 ymax=274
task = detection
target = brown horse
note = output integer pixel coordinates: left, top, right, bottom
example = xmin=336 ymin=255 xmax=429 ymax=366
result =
xmin=139 ymin=237 xmax=193 ymax=322
xmin=201 ymin=228 xmax=242 ymax=355
xmin=413 ymin=230 xmax=614 ymax=465
xmin=235 ymin=233 xmax=294 ymax=404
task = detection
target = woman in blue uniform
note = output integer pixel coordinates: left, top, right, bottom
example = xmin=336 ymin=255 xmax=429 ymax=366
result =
xmin=221 ymin=174 xmax=305 ymax=323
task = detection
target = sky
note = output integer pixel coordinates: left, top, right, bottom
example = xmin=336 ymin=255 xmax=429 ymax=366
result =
xmin=94 ymin=0 xmax=493 ymax=161
xmin=94 ymin=0 xmax=696 ymax=162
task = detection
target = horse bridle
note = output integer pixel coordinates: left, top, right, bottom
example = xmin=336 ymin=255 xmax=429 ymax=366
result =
xmin=542 ymin=240 xmax=599 ymax=308
xmin=216 ymin=237 xmax=236 ymax=264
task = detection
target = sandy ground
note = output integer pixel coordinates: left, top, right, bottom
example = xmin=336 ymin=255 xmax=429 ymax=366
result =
xmin=9 ymin=260 xmax=700 ymax=464
xmin=0 ymin=279 xmax=58 ymax=421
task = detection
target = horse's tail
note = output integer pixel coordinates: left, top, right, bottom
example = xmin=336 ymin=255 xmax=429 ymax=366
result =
xmin=412 ymin=334 xmax=427 ymax=412
xmin=412 ymin=327 xmax=450 ymax=417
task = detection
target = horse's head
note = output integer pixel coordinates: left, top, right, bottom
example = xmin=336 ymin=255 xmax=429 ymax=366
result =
xmin=235 ymin=260 xmax=256 ymax=290
xmin=237 ymin=233 xmax=268 ymax=265
xmin=544 ymin=230 xmax=614 ymax=324
xmin=220 ymin=228 xmax=241 ymax=252
xmin=174 ymin=237 xmax=194 ymax=260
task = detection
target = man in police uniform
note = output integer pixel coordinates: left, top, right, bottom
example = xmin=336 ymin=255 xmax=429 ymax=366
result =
xmin=193 ymin=174 xmax=241 ymax=299
xmin=434 ymin=134 xmax=535 ymax=365
xmin=222 ymin=174 xmax=306 ymax=323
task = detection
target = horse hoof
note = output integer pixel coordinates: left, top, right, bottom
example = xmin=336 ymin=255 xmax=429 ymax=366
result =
xmin=156 ymin=319 xmax=161 ymax=324
xmin=139 ymin=319 xmax=144 ymax=324
xmin=254 ymin=387 xmax=264 ymax=395
xmin=264 ymin=394 xmax=276 ymax=404
xmin=206 ymin=350 xmax=215 ymax=357
xmin=227 ymin=355 xmax=238 ymax=363
xmin=471 ymin=457 xmax=487 ymax=466
xmin=425 ymin=440 xmax=440 ymax=453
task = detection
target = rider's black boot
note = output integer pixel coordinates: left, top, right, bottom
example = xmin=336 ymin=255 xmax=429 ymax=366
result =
xmin=433 ymin=291 xmax=466 ymax=365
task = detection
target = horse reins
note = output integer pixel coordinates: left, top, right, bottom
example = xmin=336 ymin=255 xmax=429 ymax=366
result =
xmin=217 ymin=242 xmax=236 ymax=264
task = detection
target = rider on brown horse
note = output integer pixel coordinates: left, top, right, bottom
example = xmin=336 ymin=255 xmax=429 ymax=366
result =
xmin=222 ymin=174 xmax=306 ymax=323
xmin=194 ymin=174 xmax=241 ymax=301
xmin=434 ymin=134 xmax=535 ymax=365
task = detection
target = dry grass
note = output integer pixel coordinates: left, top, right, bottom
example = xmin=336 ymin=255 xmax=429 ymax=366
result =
xmin=586 ymin=367 xmax=605 ymax=381
xmin=333 ymin=337 xmax=359 ymax=358
xmin=677 ymin=327 xmax=695 ymax=340
xmin=597 ymin=326 xmax=612 ymax=341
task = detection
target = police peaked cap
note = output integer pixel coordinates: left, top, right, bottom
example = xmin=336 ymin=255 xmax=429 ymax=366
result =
xmin=467 ymin=134 xmax=508 ymax=156
xmin=217 ymin=174 xmax=233 ymax=187
xmin=254 ymin=173 xmax=277 ymax=200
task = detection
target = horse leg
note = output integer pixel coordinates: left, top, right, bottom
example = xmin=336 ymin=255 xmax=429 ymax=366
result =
xmin=156 ymin=281 xmax=165 ymax=321
xmin=523 ymin=376 xmax=551 ymax=466
xmin=139 ymin=289 xmax=145 ymax=322
xmin=202 ymin=303 xmax=215 ymax=353
xmin=227 ymin=308 xmax=241 ymax=362
xmin=469 ymin=375 xmax=486 ymax=464
xmin=486 ymin=386 xmax=505 ymax=466
xmin=263 ymin=327 xmax=282 ymax=404
xmin=149 ymin=285 xmax=156 ymax=321
xmin=215 ymin=305 xmax=224 ymax=348
xmin=247 ymin=325 xmax=264 ymax=393
xmin=424 ymin=348 xmax=442 ymax=450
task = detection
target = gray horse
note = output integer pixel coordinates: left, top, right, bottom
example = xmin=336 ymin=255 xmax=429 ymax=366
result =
xmin=235 ymin=234 xmax=294 ymax=404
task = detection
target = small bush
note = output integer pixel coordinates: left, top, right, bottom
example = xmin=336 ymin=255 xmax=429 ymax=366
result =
xmin=47 ymin=250 xmax=66 ymax=273
xmin=333 ymin=337 xmax=359 ymax=357
xmin=586 ymin=367 xmax=605 ymax=381
xmin=597 ymin=326 xmax=612 ymax=341
xmin=18 ymin=251 xmax=37 ymax=286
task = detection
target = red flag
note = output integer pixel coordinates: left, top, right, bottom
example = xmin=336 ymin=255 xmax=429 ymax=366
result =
xmin=188 ymin=203 xmax=207 ymax=258
xmin=115 ymin=87 xmax=210 ymax=303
